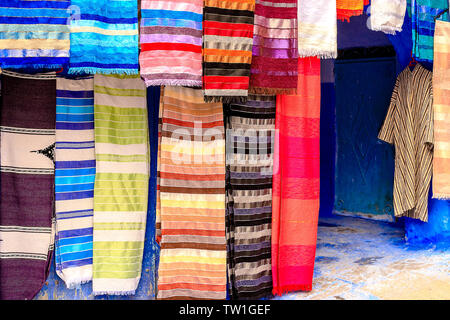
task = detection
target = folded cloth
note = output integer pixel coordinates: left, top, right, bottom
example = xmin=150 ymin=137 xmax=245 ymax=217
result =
xmin=367 ymin=0 xmax=407 ymax=35
xmin=0 ymin=70 xmax=56 ymax=299
xmin=432 ymin=19 xmax=450 ymax=199
xmin=54 ymin=76 xmax=95 ymax=289
xmin=92 ymin=74 xmax=149 ymax=295
xmin=249 ymin=0 xmax=298 ymax=95
xmin=157 ymin=86 xmax=226 ymax=300
xmin=68 ymin=0 xmax=139 ymax=74
xmin=272 ymin=57 xmax=321 ymax=295
xmin=337 ymin=0 xmax=370 ymax=22
xmin=139 ymin=0 xmax=203 ymax=87
xmin=202 ymin=0 xmax=256 ymax=103
xmin=225 ymin=94 xmax=276 ymax=299
xmin=298 ymin=0 xmax=338 ymax=59
xmin=0 ymin=0 xmax=70 ymax=69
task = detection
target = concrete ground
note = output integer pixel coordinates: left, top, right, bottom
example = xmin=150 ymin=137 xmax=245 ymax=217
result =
xmin=274 ymin=215 xmax=450 ymax=300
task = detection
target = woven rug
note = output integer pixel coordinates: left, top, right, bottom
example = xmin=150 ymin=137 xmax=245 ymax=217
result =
xmin=157 ymin=86 xmax=226 ymax=300
xmin=54 ymin=76 xmax=95 ymax=289
xmin=139 ymin=0 xmax=203 ymax=87
xmin=0 ymin=71 xmax=56 ymax=299
xmin=202 ymin=0 xmax=255 ymax=103
xmin=298 ymin=0 xmax=337 ymax=59
xmin=272 ymin=57 xmax=321 ymax=295
xmin=0 ymin=0 xmax=70 ymax=69
xmin=68 ymin=0 xmax=139 ymax=74
xmin=432 ymin=19 xmax=450 ymax=199
xmin=249 ymin=0 xmax=298 ymax=95
xmin=337 ymin=0 xmax=369 ymax=22
xmin=367 ymin=0 xmax=407 ymax=35
xmin=92 ymin=74 xmax=149 ymax=295
xmin=225 ymin=94 xmax=276 ymax=299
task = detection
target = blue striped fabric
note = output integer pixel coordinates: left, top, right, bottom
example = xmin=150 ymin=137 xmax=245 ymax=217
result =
xmin=54 ymin=76 xmax=96 ymax=289
xmin=68 ymin=0 xmax=139 ymax=74
xmin=411 ymin=0 xmax=449 ymax=62
xmin=0 ymin=0 xmax=70 ymax=69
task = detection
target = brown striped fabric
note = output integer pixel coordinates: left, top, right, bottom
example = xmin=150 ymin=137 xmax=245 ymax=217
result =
xmin=378 ymin=64 xmax=434 ymax=222
xmin=156 ymin=86 xmax=226 ymax=300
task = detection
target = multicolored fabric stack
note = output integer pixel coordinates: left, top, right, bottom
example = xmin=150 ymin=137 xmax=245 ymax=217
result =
xmin=249 ymin=0 xmax=298 ymax=95
xmin=272 ymin=57 xmax=321 ymax=295
xmin=337 ymin=0 xmax=370 ymax=22
xmin=0 ymin=71 xmax=56 ymax=300
xmin=0 ymin=0 xmax=70 ymax=69
xmin=139 ymin=0 xmax=203 ymax=87
xmin=411 ymin=0 xmax=449 ymax=62
xmin=68 ymin=0 xmax=139 ymax=74
xmin=225 ymin=94 xmax=276 ymax=299
xmin=92 ymin=74 xmax=149 ymax=295
xmin=432 ymin=19 xmax=450 ymax=199
xmin=157 ymin=86 xmax=226 ymax=300
xmin=202 ymin=0 xmax=256 ymax=103
xmin=54 ymin=76 xmax=95 ymax=289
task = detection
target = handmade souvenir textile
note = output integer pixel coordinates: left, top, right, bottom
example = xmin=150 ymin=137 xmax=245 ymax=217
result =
xmin=225 ymin=94 xmax=276 ymax=299
xmin=249 ymin=0 xmax=298 ymax=95
xmin=0 ymin=0 xmax=70 ymax=69
xmin=157 ymin=86 xmax=226 ymax=300
xmin=336 ymin=0 xmax=369 ymax=22
xmin=68 ymin=0 xmax=139 ymax=74
xmin=139 ymin=0 xmax=203 ymax=87
xmin=432 ymin=20 xmax=450 ymax=199
xmin=203 ymin=0 xmax=255 ymax=103
xmin=54 ymin=76 xmax=95 ymax=288
xmin=272 ymin=57 xmax=321 ymax=295
xmin=92 ymin=74 xmax=149 ymax=295
xmin=411 ymin=0 xmax=449 ymax=62
xmin=378 ymin=64 xmax=433 ymax=222
xmin=155 ymin=86 xmax=164 ymax=244
xmin=297 ymin=0 xmax=337 ymax=58
xmin=0 ymin=71 xmax=56 ymax=300
xmin=367 ymin=0 xmax=407 ymax=34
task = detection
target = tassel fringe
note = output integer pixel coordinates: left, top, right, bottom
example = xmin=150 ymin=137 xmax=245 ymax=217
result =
xmin=203 ymin=95 xmax=248 ymax=104
xmin=93 ymin=290 xmax=136 ymax=296
xmin=432 ymin=193 xmax=450 ymax=200
xmin=249 ymin=87 xmax=297 ymax=95
xmin=143 ymin=78 xmax=202 ymax=88
xmin=68 ymin=67 xmax=138 ymax=75
xmin=368 ymin=25 xmax=402 ymax=35
xmin=65 ymin=278 xmax=93 ymax=290
xmin=272 ymin=284 xmax=313 ymax=296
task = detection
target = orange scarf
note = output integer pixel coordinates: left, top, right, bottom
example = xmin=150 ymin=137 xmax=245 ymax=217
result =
xmin=337 ymin=0 xmax=370 ymax=22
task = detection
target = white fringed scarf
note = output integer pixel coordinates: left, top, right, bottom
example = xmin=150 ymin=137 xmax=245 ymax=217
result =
xmin=368 ymin=0 xmax=407 ymax=35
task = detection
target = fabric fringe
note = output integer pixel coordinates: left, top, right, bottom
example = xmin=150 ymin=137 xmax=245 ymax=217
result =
xmin=65 ymin=278 xmax=93 ymax=290
xmin=68 ymin=67 xmax=138 ymax=75
xmin=93 ymin=290 xmax=136 ymax=296
xmin=369 ymin=25 xmax=402 ymax=35
xmin=337 ymin=10 xmax=364 ymax=22
xmin=203 ymin=95 xmax=248 ymax=104
xmin=143 ymin=78 xmax=202 ymax=88
xmin=298 ymin=49 xmax=338 ymax=59
xmin=272 ymin=284 xmax=313 ymax=296
xmin=2 ymin=64 xmax=64 ymax=70
xmin=432 ymin=193 xmax=450 ymax=200
xmin=249 ymin=87 xmax=297 ymax=95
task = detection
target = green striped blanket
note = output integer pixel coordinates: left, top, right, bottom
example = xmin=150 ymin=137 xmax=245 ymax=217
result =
xmin=92 ymin=74 xmax=149 ymax=295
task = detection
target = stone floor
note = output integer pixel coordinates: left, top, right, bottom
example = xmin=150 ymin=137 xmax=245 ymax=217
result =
xmin=274 ymin=215 xmax=450 ymax=300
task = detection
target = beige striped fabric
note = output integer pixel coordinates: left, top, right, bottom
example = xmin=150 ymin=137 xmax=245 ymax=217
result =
xmin=378 ymin=64 xmax=434 ymax=222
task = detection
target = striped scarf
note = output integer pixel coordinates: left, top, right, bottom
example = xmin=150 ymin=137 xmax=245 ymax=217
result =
xmin=411 ymin=0 xmax=449 ymax=62
xmin=367 ymin=0 xmax=407 ymax=35
xmin=0 ymin=71 xmax=56 ymax=300
xmin=157 ymin=86 xmax=226 ymax=300
xmin=92 ymin=74 xmax=149 ymax=295
xmin=139 ymin=0 xmax=203 ymax=87
xmin=272 ymin=57 xmax=320 ymax=295
xmin=249 ymin=0 xmax=298 ymax=95
xmin=155 ymin=86 xmax=164 ymax=245
xmin=0 ymin=0 xmax=70 ymax=69
xmin=54 ymin=76 xmax=95 ymax=289
xmin=337 ymin=0 xmax=369 ymax=22
xmin=68 ymin=0 xmax=139 ymax=75
xmin=432 ymin=19 xmax=450 ymax=199
xmin=202 ymin=0 xmax=256 ymax=103
xmin=225 ymin=94 xmax=276 ymax=300
xmin=297 ymin=0 xmax=338 ymax=59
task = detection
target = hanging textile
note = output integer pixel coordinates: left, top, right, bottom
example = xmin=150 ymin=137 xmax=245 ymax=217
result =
xmin=378 ymin=64 xmax=433 ymax=222
xmin=202 ymin=0 xmax=256 ymax=103
xmin=337 ymin=0 xmax=370 ymax=22
xmin=54 ymin=76 xmax=95 ymax=288
xmin=92 ymin=74 xmax=149 ymax=295
xmin=411 ymin=0 xmax=449 ymax=62
xmin=0 ymin=0 xmax=70 ymax=69
xmin=139 ymin=0 xmax=203 ymax=87
xmin=155 ymin=86 xmax=164 ymax=245
xmin=297 ymin=0 xmax=338 ymax=59
xmin=432 ymin=19 xmax=450 ymax=199
xmin=249 ymin=0 xmax=298 ymax=95
xmin=367 ymin=0 xmax=407 ymax=34
xmin=157 ymin=86 xmax=226 ymax=300
xmin=225 ymin=94 xmax=276 ymax=299
xmin=0 ymin=71 xmax=56 ymax=300
xmin=68 ymin=0 xmax=139 ymax=75
xmin=272 ymin=57 xmax=320 ymax=295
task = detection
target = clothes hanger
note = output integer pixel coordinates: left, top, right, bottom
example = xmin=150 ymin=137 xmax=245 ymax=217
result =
xmin=408 ymin=50 xmax=417 ymax=68
xmin=55 ymin=67 xmax=64 ymax=74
